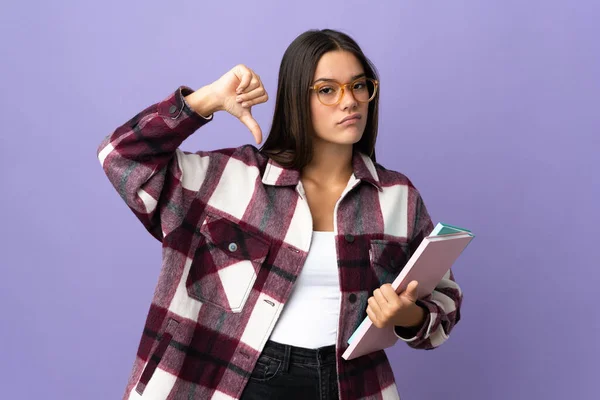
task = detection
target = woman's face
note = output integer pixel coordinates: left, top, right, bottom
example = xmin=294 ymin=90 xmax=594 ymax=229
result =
xmin=310 ymin=50 xmax=369 ymax=148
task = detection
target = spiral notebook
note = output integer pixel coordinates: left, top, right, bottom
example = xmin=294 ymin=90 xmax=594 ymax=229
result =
xmin=341 ymin=223 xmax=474 ymax=361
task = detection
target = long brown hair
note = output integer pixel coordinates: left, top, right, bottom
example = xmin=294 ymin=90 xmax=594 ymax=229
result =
xmin=259 ymin=29 xmax=380 ymax=169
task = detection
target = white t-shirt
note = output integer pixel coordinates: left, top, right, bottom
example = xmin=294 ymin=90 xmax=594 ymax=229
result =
xmin=269 ymin=231 xmax=341 ymax=348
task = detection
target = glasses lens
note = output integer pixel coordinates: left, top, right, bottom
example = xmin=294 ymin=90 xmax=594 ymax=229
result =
xmin=351 ymin=79 xmax=376 ymax=103
xmin=316 ymin=83 xmax=341 ymax=105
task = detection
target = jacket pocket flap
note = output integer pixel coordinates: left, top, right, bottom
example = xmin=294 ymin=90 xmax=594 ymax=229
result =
xmin=369 ymin=240 xmax=410 ymax=273
xmin=200 ymin=214 xmax=270 ymax=262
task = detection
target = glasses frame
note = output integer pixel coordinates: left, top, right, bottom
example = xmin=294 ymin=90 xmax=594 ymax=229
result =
xmin=309 ymin=77 xmax=379 ymax=106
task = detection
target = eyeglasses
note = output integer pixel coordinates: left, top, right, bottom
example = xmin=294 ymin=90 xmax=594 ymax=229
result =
xmin=309 ymin=77 xmax=379 ymax=106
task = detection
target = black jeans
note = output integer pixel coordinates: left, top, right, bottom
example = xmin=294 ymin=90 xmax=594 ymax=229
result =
xmin=241 ymin=340 xmax=339 ymax=400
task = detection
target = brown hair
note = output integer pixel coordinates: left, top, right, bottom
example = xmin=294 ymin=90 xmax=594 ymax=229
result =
xmin=259 ymin=29 xmax=380 ymax=169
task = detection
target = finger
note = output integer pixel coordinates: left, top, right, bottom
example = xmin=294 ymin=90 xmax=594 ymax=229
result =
xmin=239 ymin=112 xmax=263 ymax=144
xmin=379 ymin=284 xmax=399 ymax=304
xmin=367 ymin=295 xmax=383 ymax=315
xmin=366 ymin=306 xmax=383 ymax=328
xmin=236 ymin=86 xmax=266 ymax=103
xmin=236 ymin=66 xmax=253 ymax=94
xmin=401 ymin=280 xmax=419 ymax=303
xmin=241 ymin=94 xmax=269 ymax=108
xmin=242 ymin=77 xmax=261 ymax=94
xmin=373 ymin=288 xmax=388 ymax=307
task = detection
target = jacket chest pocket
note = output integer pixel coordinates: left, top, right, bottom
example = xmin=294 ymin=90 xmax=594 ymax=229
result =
xmin=369 ymin=240 xmax=411 ymax=286
xmin=186 ymin=214 xmax=270 ymax=313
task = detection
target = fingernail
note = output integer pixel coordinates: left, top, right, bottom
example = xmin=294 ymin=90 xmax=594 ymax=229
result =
xmin=236 ymin=96 xmax=242 ymax=102
xmin=242 ymin=102 xmax=248 ymax=107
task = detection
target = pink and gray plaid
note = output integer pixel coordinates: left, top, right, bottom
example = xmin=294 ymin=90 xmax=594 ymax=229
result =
xmin=97 ymin=86 xmax=463 ymax=400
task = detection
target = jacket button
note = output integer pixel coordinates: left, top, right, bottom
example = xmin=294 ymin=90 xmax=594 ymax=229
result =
xmin=169 ymin=105 xmax=178 ymax=114
xmin=228 ymin=242 xmax=238 ymax=252
xmin=344 ymin=234 xmax=355 ymax=243
xmin=349 ymin=294 xmax=357 ymax=303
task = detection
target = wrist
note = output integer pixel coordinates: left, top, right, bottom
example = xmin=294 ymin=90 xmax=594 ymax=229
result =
xmin=184 ymin=85 xmax=221 ymax=117
xmin=403 ymin=303 xmax=426 ymax=328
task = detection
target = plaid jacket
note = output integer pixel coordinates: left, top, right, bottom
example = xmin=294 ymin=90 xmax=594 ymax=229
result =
xmin=97 ymin=86 xmax=462 ymax=400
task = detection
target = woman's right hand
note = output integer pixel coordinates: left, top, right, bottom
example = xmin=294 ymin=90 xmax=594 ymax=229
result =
xmin=185 ymin=64 xmax=269 ymax=145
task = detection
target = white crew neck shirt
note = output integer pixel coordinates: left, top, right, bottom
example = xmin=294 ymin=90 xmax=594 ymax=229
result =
xmin=269 ymin=231 xmax=341 ymax=348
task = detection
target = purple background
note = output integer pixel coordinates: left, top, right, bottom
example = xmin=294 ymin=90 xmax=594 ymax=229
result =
xmin=1 ymin=1 xmax=598 ymax=399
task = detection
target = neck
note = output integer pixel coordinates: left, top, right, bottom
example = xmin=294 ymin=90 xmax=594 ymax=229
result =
xmin=301 ymin=141 xmax=354 ymax=186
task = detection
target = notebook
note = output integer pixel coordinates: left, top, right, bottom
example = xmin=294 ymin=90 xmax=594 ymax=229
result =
xmin=341 ymin=223 xmax=474 ymax=361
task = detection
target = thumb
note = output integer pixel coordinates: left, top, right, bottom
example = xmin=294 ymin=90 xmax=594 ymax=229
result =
xmin=401 ymin=280 xmax=419 ymax=303
xmin=239 ymin=111 xmax=263 ymax=145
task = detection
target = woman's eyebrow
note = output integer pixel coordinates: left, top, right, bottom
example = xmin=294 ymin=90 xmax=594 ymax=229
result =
xmin=313 ymin=73 xmax=366 ymax=84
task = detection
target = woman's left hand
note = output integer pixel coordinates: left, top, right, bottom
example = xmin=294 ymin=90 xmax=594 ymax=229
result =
xmin=366 ymin=280 xmax=426 ymax=329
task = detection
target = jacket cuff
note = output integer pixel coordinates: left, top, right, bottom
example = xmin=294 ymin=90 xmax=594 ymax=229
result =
xmin=157 ymin=86 xmax=214 ymax=123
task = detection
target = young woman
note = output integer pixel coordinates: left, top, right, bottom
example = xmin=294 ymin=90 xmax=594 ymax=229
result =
xmin=98 ymin=29 xmax=462 ymax=400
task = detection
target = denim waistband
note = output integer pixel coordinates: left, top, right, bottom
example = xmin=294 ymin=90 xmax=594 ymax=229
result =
xmin=261 ymin=340 xmax=337 ymax=370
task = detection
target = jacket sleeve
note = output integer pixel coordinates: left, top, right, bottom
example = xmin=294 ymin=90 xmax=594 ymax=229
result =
xmin=97 ymin=86 xmax=214 ymax=241
xmin=393 ymin=193 xmax=463 ymax=349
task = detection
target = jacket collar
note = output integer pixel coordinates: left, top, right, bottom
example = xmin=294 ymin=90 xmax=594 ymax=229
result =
xmin=261 ymin=150 xmax=382 ymax=191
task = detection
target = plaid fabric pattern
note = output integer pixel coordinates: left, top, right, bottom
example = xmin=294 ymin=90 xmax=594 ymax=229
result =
xmin=97 ymin=86 xmax=463 ymax=400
